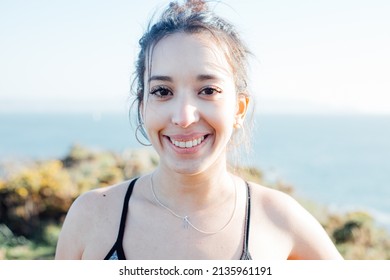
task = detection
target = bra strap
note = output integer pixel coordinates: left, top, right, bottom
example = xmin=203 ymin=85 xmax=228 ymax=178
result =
xmin=117 ymin=178 xmax=138 ymax=242
xmin=114 ymin=178 xmax=138 ymax=258
xmin=243 ymin=182 xmax=251 ymax=254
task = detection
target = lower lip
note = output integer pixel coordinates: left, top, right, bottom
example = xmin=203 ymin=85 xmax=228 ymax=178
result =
xmin=164 ymin=136 xmax=209 ymax=154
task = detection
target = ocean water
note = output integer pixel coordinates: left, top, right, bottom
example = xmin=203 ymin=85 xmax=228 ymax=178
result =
xmin=1 ymin=113 xmax=389 ymax=229
xmin=252 ymin=115 xmax=390 ymax=228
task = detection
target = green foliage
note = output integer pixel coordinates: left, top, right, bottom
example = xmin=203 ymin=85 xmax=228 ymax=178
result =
xmin=0 ymin=224 xmax=28 ymax=247
xmin=0 ymin=160 xmax=75 ymax=238
xmin=0 ymin=223 xmax=59 ymax=260
xmin=325 ymin=211 xmax=390 ymax=260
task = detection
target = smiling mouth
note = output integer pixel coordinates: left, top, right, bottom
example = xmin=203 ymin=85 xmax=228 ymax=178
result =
xmin=169 ymin=135 xmax=207 ymax=148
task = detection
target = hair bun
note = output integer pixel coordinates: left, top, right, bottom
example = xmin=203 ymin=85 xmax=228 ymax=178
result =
xmin=170 ymin=0 xmax=208 ymax=14
xmin=185 ymin=0 xmax=208 ymax=13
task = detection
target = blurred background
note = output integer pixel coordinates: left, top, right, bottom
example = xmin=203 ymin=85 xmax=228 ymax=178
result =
xmin=1 ymin=0 xmax=389 ymax=259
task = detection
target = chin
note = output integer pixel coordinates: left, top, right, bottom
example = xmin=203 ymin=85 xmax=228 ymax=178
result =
xmin=163 ymin=156 xmax=225 ymax=176
xmin=170 ymin=164 xmax=207 ymax=176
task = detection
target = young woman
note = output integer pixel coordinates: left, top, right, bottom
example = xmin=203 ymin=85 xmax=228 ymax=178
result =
xmin=55 ymin=0 xmax=343 ymax=260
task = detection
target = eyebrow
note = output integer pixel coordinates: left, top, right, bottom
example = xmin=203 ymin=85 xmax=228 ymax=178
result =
xmin=197 ymin=74 xmax=219 ymax=81
xmin=148 ymin=75 xmax=173 ymax=83
xmin=148 ymin=74 xmax=219 ymax=83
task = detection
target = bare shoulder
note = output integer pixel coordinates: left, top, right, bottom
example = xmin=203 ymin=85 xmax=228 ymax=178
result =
xmin=248 ymin=181 xmax=299 ymax=220
xmin=55 ymin=180 xmax=131 ymax=259
xmin=64 ymin=180 xmax=130 ymax=225
xmin=70 ymin=180 xmax=129 ymax=214
xmin=248 ymin=181 xmax=343 ymax=260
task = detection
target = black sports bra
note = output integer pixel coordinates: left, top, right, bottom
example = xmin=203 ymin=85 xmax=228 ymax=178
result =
xmin=104 ymin=178 xmax=252 ymax=260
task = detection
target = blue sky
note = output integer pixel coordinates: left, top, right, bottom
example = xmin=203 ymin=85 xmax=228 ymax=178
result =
xmin=1 ymin=0 xmax=389 ymax=114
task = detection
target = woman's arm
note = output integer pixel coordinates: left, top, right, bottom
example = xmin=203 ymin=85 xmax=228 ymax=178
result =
xmin=284 ymin=195 xmax=343 ymax=260
xmin=55 ymin=192 xmax=95 ymax=259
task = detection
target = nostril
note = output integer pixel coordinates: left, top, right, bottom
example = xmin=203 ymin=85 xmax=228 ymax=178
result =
xmin=171 ymin=105 xmax=200 ymax=128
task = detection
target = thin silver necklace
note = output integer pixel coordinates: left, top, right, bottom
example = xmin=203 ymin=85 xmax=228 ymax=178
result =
xmin=150 ymin=173 xmax=237 ymax=235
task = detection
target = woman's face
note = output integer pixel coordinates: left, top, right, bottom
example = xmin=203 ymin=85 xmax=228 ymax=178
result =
xmin=142 ymin=32 xmax=248 ymax=175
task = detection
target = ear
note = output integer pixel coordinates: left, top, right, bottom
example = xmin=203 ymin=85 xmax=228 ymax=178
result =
xmin=235 ymin=94 xmax=249 ymax=127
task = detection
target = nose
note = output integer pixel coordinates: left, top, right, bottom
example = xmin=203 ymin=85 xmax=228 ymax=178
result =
xmin=171 ymin=97 xmax=200 ymax=128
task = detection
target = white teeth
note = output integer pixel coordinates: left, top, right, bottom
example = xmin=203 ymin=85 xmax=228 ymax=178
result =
xmin=171 ymin=136 xmax=206 ymax=148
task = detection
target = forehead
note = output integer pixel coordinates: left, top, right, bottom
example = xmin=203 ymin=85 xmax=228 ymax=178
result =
xmin=146 ymin=32 xmax=233 ymax=78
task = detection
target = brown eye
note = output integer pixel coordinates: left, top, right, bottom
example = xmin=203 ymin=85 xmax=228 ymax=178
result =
xmin=199 ymin=86 xmax=222 ymax=96
xmin=150 ymin=86 xmax=172 ymax=98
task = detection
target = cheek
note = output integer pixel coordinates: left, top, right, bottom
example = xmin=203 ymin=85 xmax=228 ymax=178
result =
xmin=205 ymin=101 xmax=236 ymax=130
xmin=148 ymin=114 xmax=166 ymax=127
xmin=143 ymin=103 xmax=167 ymax=133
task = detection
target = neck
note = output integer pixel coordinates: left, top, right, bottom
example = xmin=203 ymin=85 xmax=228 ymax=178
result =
xmin=151 ymin=164 xmax=235 ymax=213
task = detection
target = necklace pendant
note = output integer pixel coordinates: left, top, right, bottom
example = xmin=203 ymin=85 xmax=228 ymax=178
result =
xmin=183 ymin=216 xmax=190 ymax=229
